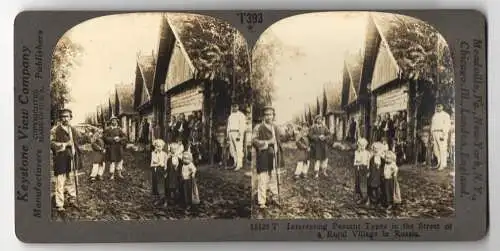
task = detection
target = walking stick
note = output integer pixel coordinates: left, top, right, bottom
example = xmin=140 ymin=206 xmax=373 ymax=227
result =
xmin=73 ymin=149 xmax=80 ymax=207
xmin=275 ymin=165 xmax=281 ymax=207
xmin=274 ymin=144 xmax=282 ymax=208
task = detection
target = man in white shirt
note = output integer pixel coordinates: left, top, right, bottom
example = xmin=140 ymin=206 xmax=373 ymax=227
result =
xmin=227 ymin=104 xmax=247 ymax=170
xmin=431 ymin=103 xmax=452 ymax=170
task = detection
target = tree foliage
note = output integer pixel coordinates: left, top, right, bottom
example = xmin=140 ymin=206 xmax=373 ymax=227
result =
xmin=326 ymin=81 xmax=342 ymax=112
xmin=167 ymin=13 xmax=251 ymax=105
xmin=378 ymin=13 xmax=455 ymax=104
xmin=251 ymin=31 xmax=304 ymax=121
xmin=50 ymin=35 xmax=83 ymax=125
xmin=316 ymin=97 xmax=321 ymax=116
xmin=322 ymin=86 xmax=328 ymax=116
xmin=99 ymin=105 xmax=105 ymax=126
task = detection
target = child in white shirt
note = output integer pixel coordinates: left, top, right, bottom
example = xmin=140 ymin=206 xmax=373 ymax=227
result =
xmin=179 ymin=151 xmax=200 ymax=210
xmin=150 ymin=139 xmax=168 ymax=200
xmin=354 ymin=137 xmax=371 ymax=205
xmin=381 ymin=150 xmax=401 ymax=209
xmin=164 ymin=143 xmax=182 ymax=205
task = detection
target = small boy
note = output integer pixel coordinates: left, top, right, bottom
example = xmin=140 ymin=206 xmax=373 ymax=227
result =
xmin=179 ymin=151 xmax=200 ymax=210
xmin=164 ymin=143 xmax=182 ymax=205
xmin=380 ymin=137 xmax=390 ymax=153
xmin=89 ymin=130 xmax=106 ymax=182
xmin=381 ymin=151 xmax=401 ymax=209
xmin=294 ymin=126 xmax=310 ymax=179
xmin=150 ymin=139 xmax=168 ymax=201
xmin=368 ymin=142 xmax=385 ymax=207
xmin=353 ymin=137 xmax=370 ymax=205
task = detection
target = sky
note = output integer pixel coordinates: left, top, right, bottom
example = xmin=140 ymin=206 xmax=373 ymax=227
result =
xmin=63 ymin=13 xmax=163 ymax=124
xmin=255 ymin=12 xmax=369 ymax=125
xmin=63 ymin=12 xmax=375 ymax=125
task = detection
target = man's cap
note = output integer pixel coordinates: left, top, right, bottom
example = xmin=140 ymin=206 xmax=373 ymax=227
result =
xmin=59 ymin=108 xmax=72 ymax=117
xmin=314 ymin=115 xmax=323 ymax=121
xmin=109 ymin=115 xmax=119 ymax=121
xmin=262 ymin=105 xmax=275 ymax=113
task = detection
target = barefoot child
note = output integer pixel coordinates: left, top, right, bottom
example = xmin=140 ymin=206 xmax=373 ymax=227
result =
xmin=150 ymin=139 xmax=168 ymax=202
xmin=381 ymin=150 xmax=401 ymax=209
xmin=179 ymin=151 xmax=200 ymax=210
xmin=294 ymin=126 xmax=310 ymax=179
xmin=164 ymin=143 xmax=182 ymax=206
xmin=353 ymin=137 xmax=370 ymax=205
xmin=368 ymin=142 xmax=385 ymax=207
xmin=89 ymin=130 xmax=106 ymax=182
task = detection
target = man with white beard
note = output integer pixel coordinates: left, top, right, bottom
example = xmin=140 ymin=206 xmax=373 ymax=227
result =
xmin=430 ymin=103 xmax=452 ymax=170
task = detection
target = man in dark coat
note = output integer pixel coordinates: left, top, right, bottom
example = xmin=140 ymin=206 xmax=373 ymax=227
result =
xmin=103 ymin=116 xmax=127 ymax=180
xmin=348 ymin=117 xmax=357 ymax=143
xmin=141 ymin=119 xmax=150 ymax=145
xmin=382 ymin=113 xmax=395 ymax=151
xmin=50 ymin=109 xmax=82 ymax=212
xmin=174 ymin=113 xmax=187 ymax=147
xmin=168 ymin=115 xmax=177 ymax=143
xmin=252 ymin=105 xmax=283 ymax=210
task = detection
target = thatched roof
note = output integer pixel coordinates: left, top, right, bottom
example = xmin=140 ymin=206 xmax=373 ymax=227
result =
xmin=369 ymin=12 xmax=446 ymax=82
xmin=165 ymin=13 xmax=248 ymax=82
xmin=115 ymin=83 xmax=136 ymax=115
xmin=344 ymin=51 xmax=364 ymax=105
xmin=136 ymin=54 xmax=157 ymax=96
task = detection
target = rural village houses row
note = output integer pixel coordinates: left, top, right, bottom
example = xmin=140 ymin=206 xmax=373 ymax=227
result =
xmin=85 ymin=13 xmax=453 ymax=165
xmin=87 ymin=14 xmax=252 ymax=164
xmin=307 ymin=13 xmax=453 ymax=164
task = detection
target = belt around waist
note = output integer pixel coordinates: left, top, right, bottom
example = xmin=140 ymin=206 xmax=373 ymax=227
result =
xmin=229 ymin=129 xmax=240 ymax=132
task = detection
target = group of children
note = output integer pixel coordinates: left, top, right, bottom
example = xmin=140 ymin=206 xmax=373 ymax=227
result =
xmin=150 ymin=139 xmax=200 ymax=210
xmin=292 ymin=124 xmax=401 ymax=210
xmin=353 ymin=137 xmax=401 ymax=210
xmin=87 ymin=129 xmax=200 ymax=210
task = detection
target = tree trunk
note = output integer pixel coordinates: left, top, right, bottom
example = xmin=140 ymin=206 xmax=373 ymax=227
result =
xmin=409 ymin=79 xmax=422 ymax=165
xmin=207 ymin=80 xmax=215 ymax=165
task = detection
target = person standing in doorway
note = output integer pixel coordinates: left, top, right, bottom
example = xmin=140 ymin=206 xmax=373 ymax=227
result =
xmin=382 ymin=113 xmax=395 ymax=151
xmin=372 ymin=115 xmax=382 ymax=143
xmin=50 ymin=108 xmax=81 ymax=212
xmin=141 ymin=119 xmax=150 ymax=145
xmin=103 ymin=116 xmax=127 ymax=180
xmin=175 ymin=113 xmax=189 ymax=150
xmin=252 ymin=106 xmax=283 ymax=210
xmin=348 ymin=117 xmax=357 ymax=143
xmin=168 ymin=115 xmax=177 ymax=143
xmin=431 ymin=103 xmax=452 ymax=170
xmin=227 ymin=103 xmax=247 ymax=171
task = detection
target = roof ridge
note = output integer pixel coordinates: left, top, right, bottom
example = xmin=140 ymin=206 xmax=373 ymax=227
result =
xmin=369 ymin=13 xmax=401 ymax=74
